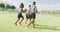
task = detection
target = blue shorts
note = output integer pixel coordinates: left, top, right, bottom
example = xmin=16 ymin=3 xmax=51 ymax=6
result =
xmin=26 ymin=14 xmax=30 ymax=19
xmin=30 ymin=13 xmax=36 ymax=19
xmin=18 ymin=13 xmax=24 ymax=18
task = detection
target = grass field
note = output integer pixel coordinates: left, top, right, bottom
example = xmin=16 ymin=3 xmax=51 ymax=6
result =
xmin=0 ymin=12 xmax=60 ymax=32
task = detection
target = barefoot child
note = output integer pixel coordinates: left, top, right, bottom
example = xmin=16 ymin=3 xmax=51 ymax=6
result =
xmin=25 ymin=5 xmax=31 ymax=24
xmin=15 ymin=3 xmax=24 ymax=25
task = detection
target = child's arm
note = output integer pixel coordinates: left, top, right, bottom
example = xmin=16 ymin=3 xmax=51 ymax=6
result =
xmin=35 ymin=6 xmax=38 ymax=13
xmin=36 ymin=7 xmax=37 ymax=13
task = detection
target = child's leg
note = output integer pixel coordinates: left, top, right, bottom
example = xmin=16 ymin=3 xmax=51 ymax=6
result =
xmin=25 ymin=18 xmax=28 ymax=24
xmin=32 ymin=19 xmax=35 ymax=28
xmin=27 ymin=19 xmax=31 ymax=25
xmin=25 ymin=14 xmax=28 ymax=24
xmin=28 ymin=19 xmax=35 ymax=28
xmin=19 ymin=16 xmax=24 ymax=25
xmin=27 ymin=13 xmax=35 ymax=28
xmin=15 ymin=18 xmax=20 ymax=25
xmin=27 ymin=18 xmax=33 ymax=27
xmin=32 ymin=13 xmax=35 ymax=28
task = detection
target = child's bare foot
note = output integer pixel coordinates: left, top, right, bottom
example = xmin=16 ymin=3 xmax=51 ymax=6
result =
xmin=15 ymin=23 xmax=17 ymax=25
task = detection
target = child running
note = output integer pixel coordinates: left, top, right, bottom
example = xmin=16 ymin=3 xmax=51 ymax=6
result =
xmin=25 ymin=5 xmax=31 ymax=24
xmin=15 ymin=3 xmax=24 ymax=25
xmin=27 ymin=2 xmax=37 ymax=28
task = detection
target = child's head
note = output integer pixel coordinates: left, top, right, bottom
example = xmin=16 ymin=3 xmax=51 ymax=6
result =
xmin=32 ymin=2 xmax=36 ymax=6
xmin=29 ymin=5 xmax=31 ymax=8
xmin=20 ymin=3 xmax=24 ymax=8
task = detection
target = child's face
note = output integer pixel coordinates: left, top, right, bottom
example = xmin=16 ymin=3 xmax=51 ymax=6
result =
xmin=33 ymin=2 xmax=36 ymax=6
xmin=29 ymin=5 xmax=31 ymax=8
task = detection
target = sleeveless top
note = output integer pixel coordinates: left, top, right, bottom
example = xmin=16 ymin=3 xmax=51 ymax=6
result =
xmin=30 ymin=6 xmax=37 ymax=13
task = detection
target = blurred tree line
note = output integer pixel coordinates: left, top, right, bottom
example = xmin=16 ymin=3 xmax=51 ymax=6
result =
xmin=0 ymin=3 xmax=16 ymax=11
xmin=0 ymin=3 xmax=60 ymax=15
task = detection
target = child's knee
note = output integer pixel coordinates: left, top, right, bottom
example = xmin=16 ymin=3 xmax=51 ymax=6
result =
xmin=22 ymin=17 xmax=24 ymax=20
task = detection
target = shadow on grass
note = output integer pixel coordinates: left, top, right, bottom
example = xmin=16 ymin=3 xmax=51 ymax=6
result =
xmin=35 ymin=24 xmax=60 ymax=30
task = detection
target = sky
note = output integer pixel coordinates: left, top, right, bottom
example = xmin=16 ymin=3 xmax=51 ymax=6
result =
xmin=1 ymin=0 xmax=60 ymax=11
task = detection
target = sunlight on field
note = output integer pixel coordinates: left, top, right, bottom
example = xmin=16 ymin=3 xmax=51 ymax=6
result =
xmin=0 ymin=12 xmax=60 ymax=32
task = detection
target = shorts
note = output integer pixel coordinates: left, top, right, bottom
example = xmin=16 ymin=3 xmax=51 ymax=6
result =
xmin=26 ymin=14 xmax=31 ymax=19
xmin=30 ymin=13 xmax=36 ymax=19
xmin=18 ymin=13 xmax=24 ymax=18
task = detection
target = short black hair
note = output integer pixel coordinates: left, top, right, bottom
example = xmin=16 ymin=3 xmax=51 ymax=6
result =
xmin=33 ymin=1 xmax=36 ymax=4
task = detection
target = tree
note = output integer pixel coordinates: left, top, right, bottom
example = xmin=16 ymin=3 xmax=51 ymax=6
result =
xmin=6 ymin=4 xmax=11 ymax=9
xmin=10 ymin=5 xmax=15 ymax=9
xmin=0 ymin=3 xmax=5 ymax=11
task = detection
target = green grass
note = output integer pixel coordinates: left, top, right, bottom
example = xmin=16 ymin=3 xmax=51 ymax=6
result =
xmin=0 ymin=12 xmax=60 ymax=32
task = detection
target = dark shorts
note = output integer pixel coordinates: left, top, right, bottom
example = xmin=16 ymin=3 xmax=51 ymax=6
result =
xmin=18 ymin=13 xmax=24 ymax=18
xmin=30 ymin=13 xmax=36 ymax=19
xmin=26 ymin=14 xmax=30 ymax=19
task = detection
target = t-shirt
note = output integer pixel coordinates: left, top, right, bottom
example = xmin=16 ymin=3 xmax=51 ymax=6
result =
xmin=17 ymin=8 xmax=23 ymax=14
